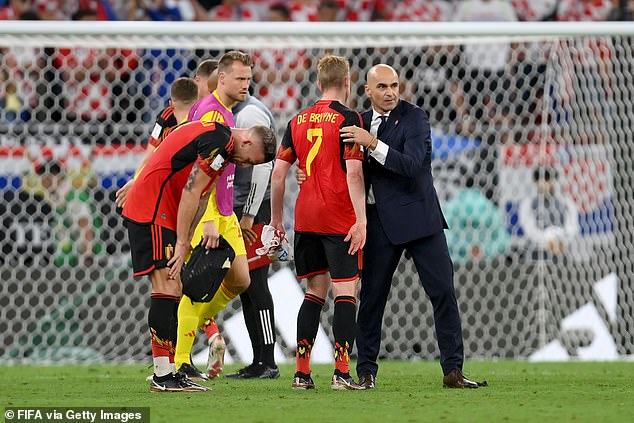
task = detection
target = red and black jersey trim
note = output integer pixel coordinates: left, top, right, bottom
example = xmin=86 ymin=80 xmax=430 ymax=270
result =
xmin=329 ymin=101 xmax=364 ymax=172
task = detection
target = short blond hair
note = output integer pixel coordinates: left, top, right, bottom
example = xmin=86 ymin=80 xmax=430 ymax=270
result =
xmin=317 ymin=55 xmax=349 ymax=91
xmin=218 ymin=50 xmax=253 ymax=73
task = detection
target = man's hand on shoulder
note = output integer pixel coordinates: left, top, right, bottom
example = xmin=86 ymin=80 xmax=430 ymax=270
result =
xmin=341 ymin=125 xmax=375 ymax=149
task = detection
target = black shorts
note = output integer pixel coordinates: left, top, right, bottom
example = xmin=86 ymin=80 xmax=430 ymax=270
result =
xmin=126 ymin=220 xmax=177 ymax=277
xmin=294 ymin=232 xmax=361 ymax=282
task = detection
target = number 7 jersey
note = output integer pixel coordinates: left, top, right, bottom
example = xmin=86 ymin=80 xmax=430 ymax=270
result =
xmin=277 ymin=100 xmax=364 ymax=235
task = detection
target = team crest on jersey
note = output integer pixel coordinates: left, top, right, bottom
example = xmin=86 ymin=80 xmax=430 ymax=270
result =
xmin=165 ymin=243 xmax=174 ymax=260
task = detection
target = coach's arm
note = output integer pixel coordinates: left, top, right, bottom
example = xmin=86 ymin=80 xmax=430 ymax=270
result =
xmin=341 ymin=108 xmax=430 ymax=179
xmin=168 ymin=164 xmax=212 ymax=279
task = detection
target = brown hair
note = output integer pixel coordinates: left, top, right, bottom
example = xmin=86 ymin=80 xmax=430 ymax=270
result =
xmin=196 ymin=59 xmax=219 ymax=78
xmin=317 ymin=55 xmax=349 ymax=91
xmin=170 ymin=77 xmax=198 ymax=105
xmin=218 ymin=51 xmax=252 ymax=74
xmin=250 ymin=125 xmax=277 ymax=163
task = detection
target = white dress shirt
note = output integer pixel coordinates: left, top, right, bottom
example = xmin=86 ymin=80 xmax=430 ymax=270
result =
xmin=369 ymin=109 xmax=390 ymax=165
xmin=367 ymin=109 xmax=391 ymax=204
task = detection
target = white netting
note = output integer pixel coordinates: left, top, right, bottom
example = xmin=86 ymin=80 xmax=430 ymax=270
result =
xmin=0 ymin=22 xmax=632 ymax=363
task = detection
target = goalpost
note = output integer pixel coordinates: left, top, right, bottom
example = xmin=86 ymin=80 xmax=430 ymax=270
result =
xmin=0 ymin=22 xmax=632 ymax=363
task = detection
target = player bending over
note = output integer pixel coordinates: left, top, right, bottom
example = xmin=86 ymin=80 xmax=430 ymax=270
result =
xmin=122 ymin=120 xmax=276 ymax=392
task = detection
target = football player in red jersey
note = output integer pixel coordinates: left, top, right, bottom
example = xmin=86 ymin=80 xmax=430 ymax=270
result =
xmin=115 ymin=77 xmax=200 ymax=209
xmin=270 ymin=55 xmax=366 ymax=391
xmin=122 ymin=120 xmax=276 ymax=392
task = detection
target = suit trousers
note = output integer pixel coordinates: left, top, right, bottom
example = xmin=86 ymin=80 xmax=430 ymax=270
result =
xmin=356 ymin=205 xmax=464 ymax=377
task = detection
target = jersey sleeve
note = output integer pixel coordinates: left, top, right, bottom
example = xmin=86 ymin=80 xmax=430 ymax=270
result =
xmin=194 ymin=123 xmax=232 ymax=178
xmin=276 ymin=120 xmax=297 ymax=163
xmin=149 ymin=107 xmax=178 ymax=148
xmin=341 ymin=110 xmax=364 ymax=161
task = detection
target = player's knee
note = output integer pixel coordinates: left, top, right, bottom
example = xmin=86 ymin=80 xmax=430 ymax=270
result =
xmin=237 ymin=271 xmax=251 ymax=292
xmin=150 ymin=269 xmax=183 ymax=297
xmin=225 ymin=259 xmax=251 ymax=293
xmin=332 ymin=280 xmax=358 ymax=298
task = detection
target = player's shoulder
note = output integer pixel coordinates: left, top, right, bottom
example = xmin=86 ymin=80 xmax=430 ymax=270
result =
xmin=244 ymin=95 xmax=269 ymax=111
xmin=330 ymin=100 xmax=360 ymax=117
xmin=156 ymin=104 xmax=176 ymax=124
xmin=215 ymin=121 xmax=231 ymax=134
xmin=397 ymin=100 xmax=430 ymax=135
xmin=159 ymin=104 xmax=174 ymax=118
xmin=236 ymin=101 xmax=273 ymax=128
xmin=193 ymin=121 xmax=231 ymax=142
xmin=399 ymin=99 xmax=427 ymax=119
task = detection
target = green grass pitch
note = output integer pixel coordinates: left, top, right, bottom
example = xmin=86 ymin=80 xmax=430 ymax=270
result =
xmin=2 ymin=361 xmax=632 ymax=422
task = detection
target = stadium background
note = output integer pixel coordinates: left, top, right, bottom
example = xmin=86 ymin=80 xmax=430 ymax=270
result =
xmin=1 ymin=1 xmax=633 ymax=368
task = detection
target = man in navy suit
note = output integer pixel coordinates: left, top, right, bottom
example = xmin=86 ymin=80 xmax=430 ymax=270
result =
xmin=341 ymin=64 xmax=485 ymax=389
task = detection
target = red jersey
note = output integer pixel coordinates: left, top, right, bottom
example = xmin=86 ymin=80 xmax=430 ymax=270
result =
xmin=123 ymin=121 xmax=234 ymax=231
xmin=149 ymin=105 xmax=178 ymax=148
xmin=278 ymin=100 xmax=364 ymax=235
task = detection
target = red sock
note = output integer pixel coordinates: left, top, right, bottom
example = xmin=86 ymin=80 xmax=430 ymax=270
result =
xmin=203 ymin=318 xmax=219 ymax=339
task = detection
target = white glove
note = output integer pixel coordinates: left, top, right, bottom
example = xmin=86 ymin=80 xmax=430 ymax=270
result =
xmin=255 ymin=225 xmax=293 ymax=262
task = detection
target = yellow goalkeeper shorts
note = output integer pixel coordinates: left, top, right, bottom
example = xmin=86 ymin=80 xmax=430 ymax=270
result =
xmin=190 ymin=212 xmax=246 ymax=257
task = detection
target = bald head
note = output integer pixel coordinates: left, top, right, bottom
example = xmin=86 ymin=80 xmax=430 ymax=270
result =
xmin=366 ymin=64 xmax=397 ymax=83
xmin=365 ymin=64 xmax=400 ymax=114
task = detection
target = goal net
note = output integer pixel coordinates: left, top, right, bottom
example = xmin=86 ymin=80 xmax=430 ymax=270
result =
xmin=1 ymin=22 xmax=632 ymax=364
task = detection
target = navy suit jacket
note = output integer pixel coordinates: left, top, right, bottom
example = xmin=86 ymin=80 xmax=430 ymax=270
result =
xmin=363 ymin=99 xmax=448 ymax=245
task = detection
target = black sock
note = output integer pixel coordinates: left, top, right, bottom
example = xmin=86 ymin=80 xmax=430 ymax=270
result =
xmin=333 ymin=295 xmax=357 ymax=376
xmin=149 ymin=294 xmax=179 ymax=376
xmin=295 ymin=293 xmax=324 ymax=376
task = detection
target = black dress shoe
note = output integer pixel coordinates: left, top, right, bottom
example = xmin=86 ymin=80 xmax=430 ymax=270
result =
xmin=442 ymin=369 xmax=487 ymax=389
xmin=358 ymin=373 xmax=375 ymax=390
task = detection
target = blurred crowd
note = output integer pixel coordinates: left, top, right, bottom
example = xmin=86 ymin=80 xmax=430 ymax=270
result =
xmin=1 ymin=0 xmax=633 ymax=22
xmin=1 ymin=0 xmax=633 ymax=130
xmin=1 ymin=0 xmax=626 ymax=270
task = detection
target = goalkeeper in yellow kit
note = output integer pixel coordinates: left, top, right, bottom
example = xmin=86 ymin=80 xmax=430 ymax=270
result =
xmin=173 ymin=51 xmax=254 ymax=380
